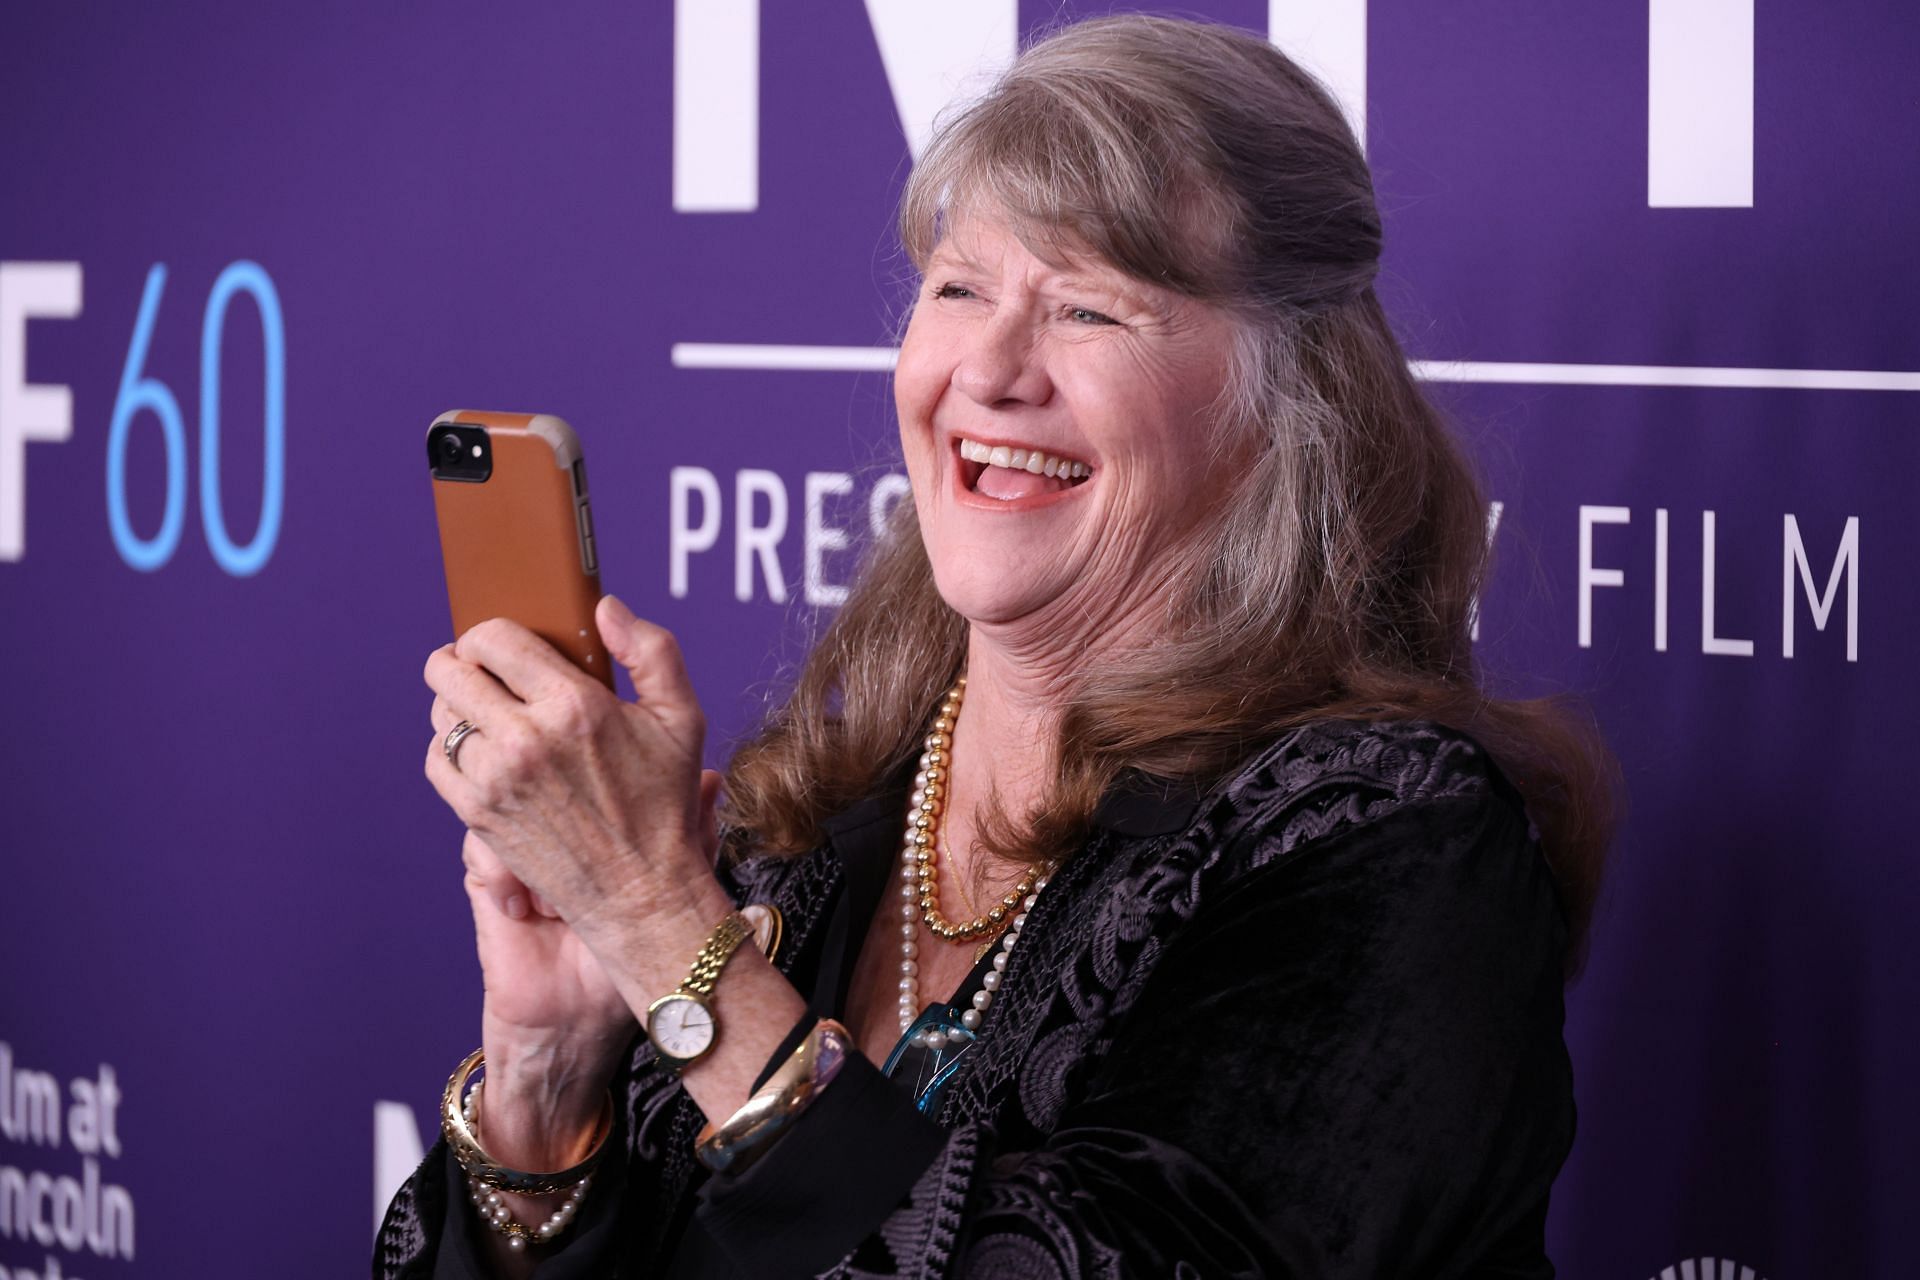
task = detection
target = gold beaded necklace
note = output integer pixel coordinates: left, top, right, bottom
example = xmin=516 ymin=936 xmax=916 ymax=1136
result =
xmin=896 ymin=677 xmax=1053 ymax=1035
xmin=905 ymin=678 xmax=1046 ymax=944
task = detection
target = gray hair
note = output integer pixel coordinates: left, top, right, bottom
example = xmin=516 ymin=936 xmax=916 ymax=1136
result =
xmin=726 ymin=14 xmax=1615 ymax=962
xmin=900 ymin=15 xmax=1379 ymax=314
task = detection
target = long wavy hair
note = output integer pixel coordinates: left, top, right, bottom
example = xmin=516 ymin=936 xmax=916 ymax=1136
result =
xmin=720 ymin=15 xmax=1616 ymax=965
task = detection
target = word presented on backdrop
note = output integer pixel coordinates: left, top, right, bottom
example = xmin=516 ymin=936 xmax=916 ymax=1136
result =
xmin=669 ymin=465 xmax=911 ymax=606
xmin=665 ymin=465 xmax=1864 ymax=664
xmin=0 ymin=1043 xmax=132 ymax=1280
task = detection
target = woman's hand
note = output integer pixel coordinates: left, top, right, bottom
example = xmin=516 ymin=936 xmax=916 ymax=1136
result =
xmin=424 ymin=595 xmax=734 ymax=1174
xmin=423 ymin=595 xmax=721 ymax=949
xmin=458 ymin=827 xmax=634 ymax=1191
xmin=461 ymin=828 xmax=632 ymax=1047
xmin=422 ymin=596 xmax=806 ymax=1170
xmin=455 ymin=782 xmax=723 ymax=1057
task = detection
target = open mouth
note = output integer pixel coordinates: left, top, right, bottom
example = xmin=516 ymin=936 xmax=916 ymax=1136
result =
xmin=955 ymin=435 xmax=1093 ymax=503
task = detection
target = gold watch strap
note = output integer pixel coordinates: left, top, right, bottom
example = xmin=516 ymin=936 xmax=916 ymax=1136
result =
xmin=680 ymin=910 xmax=754 ymax=997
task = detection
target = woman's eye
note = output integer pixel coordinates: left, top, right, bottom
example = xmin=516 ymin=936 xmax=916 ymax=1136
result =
xmin=932 ymin=283 xmax=975 ymax=300
xmin=1066 ymin=306 xmax=1118 ymax=326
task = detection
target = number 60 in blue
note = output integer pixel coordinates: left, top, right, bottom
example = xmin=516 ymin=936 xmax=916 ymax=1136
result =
xmin=106 ymin=261 xmax=285 ymax=576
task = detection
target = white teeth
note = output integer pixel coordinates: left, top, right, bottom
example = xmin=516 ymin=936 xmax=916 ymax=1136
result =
xmin=955 ymin=437 xmax=1090 ymax=483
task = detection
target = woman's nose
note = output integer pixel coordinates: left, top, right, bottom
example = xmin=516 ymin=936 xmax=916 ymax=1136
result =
xmin=951 ymin=311 xmax=1053 ymax=408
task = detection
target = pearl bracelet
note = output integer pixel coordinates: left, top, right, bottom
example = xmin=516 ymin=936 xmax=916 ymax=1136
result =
xmin=440 ymin=1048 xmax=612 ymax=1195
xmin=459 ymin=1081 xmax=594 ymax=1250
xmin=440 ymin=1048 xmax=612 ymax=1252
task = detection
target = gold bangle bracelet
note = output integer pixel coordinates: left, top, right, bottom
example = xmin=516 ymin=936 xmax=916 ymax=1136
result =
xmin=441 ymin=1048 xmax=614 ymax=1196
xmin=694 ymin=1018 xmax=852 ymax=1176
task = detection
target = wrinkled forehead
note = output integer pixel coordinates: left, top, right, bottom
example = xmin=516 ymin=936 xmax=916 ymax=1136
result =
xmin=906 ymin=169 xmax=1236 ymax=307
xmin=923 ymin=202 xmax=1119 ymax=280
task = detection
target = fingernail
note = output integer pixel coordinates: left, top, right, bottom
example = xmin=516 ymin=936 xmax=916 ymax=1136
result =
xmin=600 ymin=593 xmax=635 ymax=626
xmin=505 ymin=894 xmax=529 ymax=920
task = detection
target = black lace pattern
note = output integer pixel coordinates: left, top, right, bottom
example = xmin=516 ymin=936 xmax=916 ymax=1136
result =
xmin=376 ymin=719 xmax=1571 ymax=1280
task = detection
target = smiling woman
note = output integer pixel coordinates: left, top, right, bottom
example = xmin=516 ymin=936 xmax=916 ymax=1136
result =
xmin=894 ymin=217 xmax=1241 ymax=634
xmin=380 ymin=13 xmax=1616 ymax=1280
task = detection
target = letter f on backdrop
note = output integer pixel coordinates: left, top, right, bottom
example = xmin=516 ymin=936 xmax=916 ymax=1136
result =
xmin=0 ymin=262 xmax=82 ymax=562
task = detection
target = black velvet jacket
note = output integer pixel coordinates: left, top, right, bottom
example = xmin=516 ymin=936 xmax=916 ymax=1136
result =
xmin=377 ymin=719 xmax=1574 ymax=1278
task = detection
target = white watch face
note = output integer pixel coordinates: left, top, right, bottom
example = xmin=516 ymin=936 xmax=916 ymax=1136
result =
xmin=648 ymin=994 xmax=715 ymax=1062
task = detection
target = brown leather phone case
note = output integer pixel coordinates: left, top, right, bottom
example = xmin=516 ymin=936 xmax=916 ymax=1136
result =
xmin=428 ymin=410 xmax=613 ymax=689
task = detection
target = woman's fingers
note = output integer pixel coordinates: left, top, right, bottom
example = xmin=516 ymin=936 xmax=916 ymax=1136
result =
xmin=598 ymin=594 xmax=688 ymax=701
xmin=424 ymin=641 xmax=525 ymax=726
xmin=422 ymin=612 xmax=714 ymax=930
xmin=424 ymin=692 xmax=488 ymax=821
xmin=598 ymin=595 xmax=703 ymax=736
xmin=454 ymin=617 xmax=585 ymax=706
xmin=462 ymin=830 xmax=533 ymax=921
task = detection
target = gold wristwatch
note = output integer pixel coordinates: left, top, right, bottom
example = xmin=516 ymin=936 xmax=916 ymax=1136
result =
xmin=646 ymin=910 xmax=754 ymax=1072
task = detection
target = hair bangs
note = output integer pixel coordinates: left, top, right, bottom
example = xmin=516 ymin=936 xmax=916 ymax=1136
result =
xmin=900 ymin=71 xmax=1233 ymax=300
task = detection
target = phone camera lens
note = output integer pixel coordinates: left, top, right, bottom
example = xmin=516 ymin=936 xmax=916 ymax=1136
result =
xmin=428 ymin=422 xmax=490 ymax=482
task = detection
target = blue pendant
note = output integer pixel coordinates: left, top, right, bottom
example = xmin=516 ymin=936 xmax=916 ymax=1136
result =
xmin=881 ymin=1003 xmax=980 ymax=1114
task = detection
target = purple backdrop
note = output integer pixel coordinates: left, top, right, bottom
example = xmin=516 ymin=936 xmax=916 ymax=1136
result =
xmin=1 ymin=3 xmax=1911 ymax=1278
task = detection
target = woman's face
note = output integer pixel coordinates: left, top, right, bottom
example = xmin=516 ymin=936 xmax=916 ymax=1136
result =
xmin=895 ymin=214 xmax=1240 ymax=647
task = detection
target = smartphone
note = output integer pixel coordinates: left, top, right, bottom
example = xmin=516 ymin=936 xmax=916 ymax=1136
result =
xmin=427 ymin=410 xmax=614 ymax=689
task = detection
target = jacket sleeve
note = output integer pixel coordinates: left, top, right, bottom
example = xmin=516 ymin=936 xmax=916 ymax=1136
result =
xmin=372 ymin=1097 xmax=632 ymax=1280
xmin=698 ymin=788 xmax=1574 ymax=1279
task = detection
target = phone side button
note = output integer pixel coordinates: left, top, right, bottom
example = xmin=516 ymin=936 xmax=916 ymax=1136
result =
xmin=577 ymin=502 xmax=598 ymax=573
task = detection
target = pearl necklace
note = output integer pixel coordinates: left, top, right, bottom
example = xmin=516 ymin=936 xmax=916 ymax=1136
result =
xmin=897 ymin=678 xmax=1051 ymax=1036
